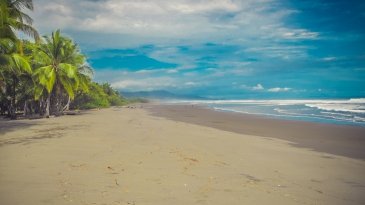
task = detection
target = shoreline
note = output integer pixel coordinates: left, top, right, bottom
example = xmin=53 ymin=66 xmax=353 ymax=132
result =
xmin=146 ymin=104 xmax=365 ymax=160
xmin=211 ymin=106 xmax=365 ymax=127
xmin=154 ymin=98 xmax=365 ymax=128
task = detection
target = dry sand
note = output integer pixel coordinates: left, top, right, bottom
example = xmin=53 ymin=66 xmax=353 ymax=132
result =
xmin=0 ymin=106 xmax=364 ymax=205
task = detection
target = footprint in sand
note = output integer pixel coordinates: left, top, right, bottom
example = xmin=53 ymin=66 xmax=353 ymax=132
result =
xmin=169 ymin=148 xmax=200 ymax=174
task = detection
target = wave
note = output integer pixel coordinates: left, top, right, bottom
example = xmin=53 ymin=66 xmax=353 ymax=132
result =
xmin=320 ymin=111 xmax=353 ymax=117
xmin=305 ymin=103 xmax=365 ymax=114
xmin=167 ymin=98 xmax=365 ymax=106
xmin=214 ymin=106 xmax=365 ymax=124
xmin=167 ymin=98 xmax=365 ymax=114
xmin=349 ymin=98 xmax=365 ymax=103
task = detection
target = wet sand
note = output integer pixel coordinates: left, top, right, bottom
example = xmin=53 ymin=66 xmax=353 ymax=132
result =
xmin=0 ymin=106 xmax=364 ymax=205
xmin=148 ymin=104 xmax=365 ymax=160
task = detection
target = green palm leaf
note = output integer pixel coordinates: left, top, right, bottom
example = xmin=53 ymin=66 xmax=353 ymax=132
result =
xmin=59 ymin=77 xmax=75 ymax=99
xmin=11 ymin=53 xmax=31 ymax=73
xmin=59 ymin=63 xmax=77 ymax=78
xmin=35 ymin=65 xmax=55 ymax=93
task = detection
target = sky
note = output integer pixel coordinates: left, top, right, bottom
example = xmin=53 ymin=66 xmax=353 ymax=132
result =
xmin=30 ymin=0 xmax=365 ymax=99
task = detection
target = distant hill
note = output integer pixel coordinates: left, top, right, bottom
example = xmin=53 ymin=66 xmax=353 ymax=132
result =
xmin=120 ymin=90 xmax=206 ymax=100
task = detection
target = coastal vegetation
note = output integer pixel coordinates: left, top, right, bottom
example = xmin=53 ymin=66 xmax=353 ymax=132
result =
xmin=0 ymin=0 xmax=129 ymax=119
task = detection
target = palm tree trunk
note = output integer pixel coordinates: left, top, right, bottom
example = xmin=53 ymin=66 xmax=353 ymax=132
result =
xmin=9 ymin=99 xmax=16 ymax=119
xmin=9 ymin=75 xmax=17 ymax=120
xmin=63 ymin=96 xmax=71 ymax=111
xmin=45 ymin=94 xmax=50 ymax=118
xmin=39 ymin=97 xmax=44 ymax=116
xmin=55 ymin=83 xmax=61 ymax=116
xmin=23 ymin=100 xmax=28 ymax=116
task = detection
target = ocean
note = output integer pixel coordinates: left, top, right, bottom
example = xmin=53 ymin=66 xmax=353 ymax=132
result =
xmin=165 ymin=98 xmax=365 ymax=126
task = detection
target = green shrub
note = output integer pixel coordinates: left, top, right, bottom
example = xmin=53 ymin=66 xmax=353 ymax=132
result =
xmin=71 ymin=82 xmax=110 ymax=109
xmin=70 ymin=82 xmax=145 ymax=110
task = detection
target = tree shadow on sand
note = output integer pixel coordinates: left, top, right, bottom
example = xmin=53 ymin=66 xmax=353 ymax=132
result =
xmin=0 ymin=130 xmax=64 ymax=147
xmin=0 ymin=118 xmax=41 ymax=135
xmin=0 ymin=117 xmax=88 ymax=147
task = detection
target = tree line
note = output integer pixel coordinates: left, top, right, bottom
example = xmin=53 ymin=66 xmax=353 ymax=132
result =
xmin=1 ymin=0 xmax=129 ymax=119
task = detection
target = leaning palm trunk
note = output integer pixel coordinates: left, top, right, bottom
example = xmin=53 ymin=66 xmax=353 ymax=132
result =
xmin=23 ymin=100 xmax=33 ymax=117
xmin=62 ymin=96 xmax=71 ymax=111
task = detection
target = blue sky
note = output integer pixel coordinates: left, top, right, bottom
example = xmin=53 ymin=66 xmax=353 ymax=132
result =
xmin=31 ymin=0 xmax=365 ymax=99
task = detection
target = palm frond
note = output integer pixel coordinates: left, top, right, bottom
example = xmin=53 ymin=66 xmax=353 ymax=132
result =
xmin=18 ymin=10 xmax=33 ymax=24
xmin=78 ymin=64 xmax=94 ymax=78
xmin=11 ymin=53 xmax=32 ymax=74
xmin=77 ymin=74 xmax=91 ymax=93
xmin=11 ymin=20 xmax=40 ymax=41
xmin=33 ymin=84 xmax=44 ymax=100
xmin=59 ymin=77 xmax=75 ymax=99
xmin=35 ymin=65 xmax=55 ymax=93
xmin=59 ymin=63 xmax=77 ymax=78
xmin=10 ymin=0 xmax=34 ymax=11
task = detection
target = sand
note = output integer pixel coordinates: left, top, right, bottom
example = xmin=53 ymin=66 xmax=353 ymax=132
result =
xmin=0 ymin=105 xmax=364 ymax=205
xmin=148 ymin=104 xmax=365 ymax=160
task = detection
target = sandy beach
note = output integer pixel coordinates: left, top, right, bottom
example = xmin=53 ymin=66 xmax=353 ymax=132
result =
xmin=1 ymin=105 xmax=365 ymax=205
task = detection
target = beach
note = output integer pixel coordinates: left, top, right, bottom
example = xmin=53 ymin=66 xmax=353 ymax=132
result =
xmin=0 ymin=105 xmax=365 ymax=205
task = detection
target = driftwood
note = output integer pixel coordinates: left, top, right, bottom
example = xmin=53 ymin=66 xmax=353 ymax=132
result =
xmin=62 ymin=110 xmax=80 ymax=115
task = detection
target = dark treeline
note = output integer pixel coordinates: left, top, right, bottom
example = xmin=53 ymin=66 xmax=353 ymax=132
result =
xmin=0 ymin=0 xmax=130 ymax=119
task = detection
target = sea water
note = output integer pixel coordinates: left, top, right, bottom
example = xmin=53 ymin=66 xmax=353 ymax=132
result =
xmin=165 ymin=98 xmax=365 ymax=126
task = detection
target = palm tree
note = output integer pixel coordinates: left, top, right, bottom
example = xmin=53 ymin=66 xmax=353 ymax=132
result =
xmin=0 ymin=0 xmax=39 ymax=118
xmin=34 ymin=30 xmax=91 ymax=117
xmin=0 ymin=0 xmax=39 ymax=41
xmin=0 ymin=0 xmax=39 ymax=68
xmin=63 ymin=64 xmax=92 ymax=111
xmin=0 ymin=40 xmax=31 ymax=118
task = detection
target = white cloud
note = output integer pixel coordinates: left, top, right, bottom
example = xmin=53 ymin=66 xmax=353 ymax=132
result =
xmin=210 ymin=67 xmax=253 ymax=77
xmin=239 ymin=84 xmax=293 ymax=93
xmin=166 ymin=69 xmax=179 ymax=74
xmin=135 ymin=69 xmax=159 ymax=74
xmin=184 ymin=81 xmax=199 ymax=87
xmin=268 ymin=87 xmax=291 ymax=92
xmin=97 ymin=69 xmax=203 ymax=91
xmin=240 ymin=83 xmax=264 ymax=91
xmin=252 ymin=84 xmax=264 ymax=90
xmin=322 ymin=57 xmax=337 ymax=61
xmin=111 ymin=77 xmax=177 ymax=91
xmin=282 ymin=29 xmax=318 ymax=39
xmin=111 ymin=78 xmax=204 ymax=91
xmin=246 ymin=45 xmax=309 ymax=59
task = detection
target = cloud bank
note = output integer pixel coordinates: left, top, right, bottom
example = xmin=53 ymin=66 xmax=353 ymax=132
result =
xmin=32 ymin=0 xmax=318 ymax=49
xmin=28 ymin=0 xmax=365 ymax=98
